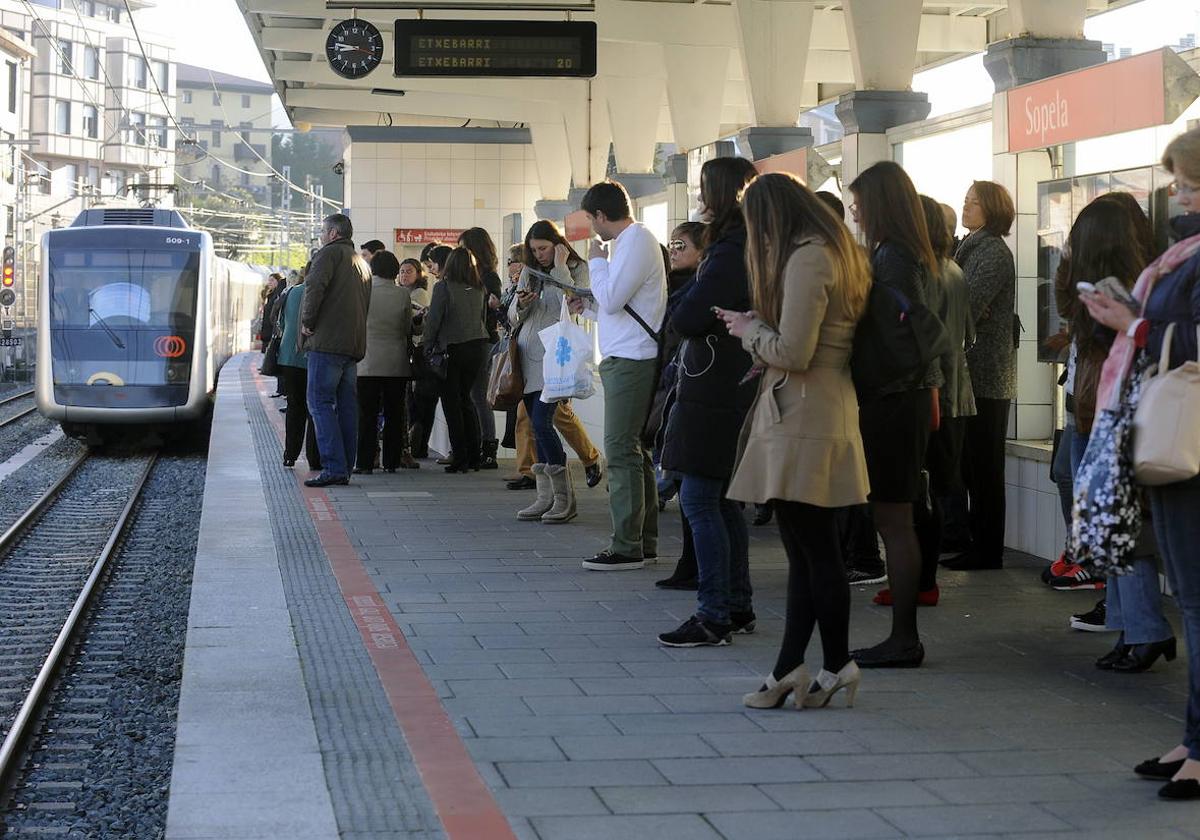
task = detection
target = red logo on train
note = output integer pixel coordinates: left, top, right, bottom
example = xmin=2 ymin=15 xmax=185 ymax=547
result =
xmin=154 ymin=335 xmax=187 ymax=358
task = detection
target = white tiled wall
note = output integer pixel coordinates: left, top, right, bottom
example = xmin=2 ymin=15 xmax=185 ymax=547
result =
xmin=344 ymin=139 xmax=543 ymax=254
xmin=1005 ymin=445 xmax=1067 ymax=561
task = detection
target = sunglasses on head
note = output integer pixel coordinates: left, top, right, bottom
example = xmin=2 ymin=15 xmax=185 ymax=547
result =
xmin=667 ymin=240 xmax=688 ymax=251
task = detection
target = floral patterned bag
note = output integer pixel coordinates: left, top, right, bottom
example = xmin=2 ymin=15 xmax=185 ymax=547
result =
xmin=1069 ymin=352 xmax=1151 ymax=577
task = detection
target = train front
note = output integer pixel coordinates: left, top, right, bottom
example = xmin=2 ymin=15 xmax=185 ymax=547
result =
xmin=36 ymin=225 xmax=205 ymax=430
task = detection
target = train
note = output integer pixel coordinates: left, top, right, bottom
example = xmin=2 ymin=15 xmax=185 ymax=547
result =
xmin=36 ymin=208 xmax=266 ymax=440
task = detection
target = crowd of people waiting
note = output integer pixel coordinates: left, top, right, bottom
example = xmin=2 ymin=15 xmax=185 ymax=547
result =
xmin=255 ymin=126 xmax=1200 ymax=801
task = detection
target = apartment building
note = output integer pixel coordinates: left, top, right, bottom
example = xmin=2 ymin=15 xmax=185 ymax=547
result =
xmin=176 ymin=63 xmax=273 ymax=204
xmin=0 ymin=25 xmax=32 ymax=320
xmin=0 ymin=0 xmax=174 ymax=214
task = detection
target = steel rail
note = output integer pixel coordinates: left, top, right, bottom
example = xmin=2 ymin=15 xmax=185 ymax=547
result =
xmin=0 ymin=449 xmax=89 ymax=556
xmin=0 ymin=453 xmax=158 ymax=794
xmin=0 ymin=390 xmax=33 ymax=409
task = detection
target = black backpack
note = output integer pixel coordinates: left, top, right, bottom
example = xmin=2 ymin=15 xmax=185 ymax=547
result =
xmin=851 ymin=282 xmax=950 ymax=399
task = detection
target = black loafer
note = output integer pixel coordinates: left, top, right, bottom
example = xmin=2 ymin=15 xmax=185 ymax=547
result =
xmin=1113 ymin=638 xmax=1177 ymax=673
xmin=305 ymin=474 xmax=349 ymax=488
xmin=1096 ymin=643 xmax=1132 ymax=670
xmin=1136 ymin=757 xmax=1186 ymax=780
xmin=1159 ymin=778 xmax=1200 ymax=800
xmin=655 ymin=575 xmax=698 ymax=591
xmin=283 ymin=458 xmax=296 ymax=468
xmin=585 ymin=462 xmax=602 ymax=488
xmin=852 ymin=641 xmax=925 ymax=669
xmin=353 ymin=467 xmax=373 ymax=475
xmin=506 ymin=475 xmax=536 ymax=490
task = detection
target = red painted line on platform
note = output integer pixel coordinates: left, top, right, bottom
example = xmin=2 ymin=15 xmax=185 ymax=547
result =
xmin=249 ymin=360 xmax=517 ymax=840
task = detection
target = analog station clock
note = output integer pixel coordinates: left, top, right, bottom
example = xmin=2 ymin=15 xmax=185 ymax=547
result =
xmin=326 ymin=19 xmax=384 ymax=80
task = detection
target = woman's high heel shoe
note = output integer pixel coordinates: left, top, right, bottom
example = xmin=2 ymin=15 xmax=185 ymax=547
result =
xmin=1112 ymin=638 xmax=1177 ymax=673
xmin=742 ymin=665 xmax=809 ymax=710
xmin=801 ymin=661 xmax=861 ymax=709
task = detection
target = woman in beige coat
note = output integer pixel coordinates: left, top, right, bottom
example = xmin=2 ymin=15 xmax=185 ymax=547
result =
xmin=717 ymin=173 xmax=871 ymax=711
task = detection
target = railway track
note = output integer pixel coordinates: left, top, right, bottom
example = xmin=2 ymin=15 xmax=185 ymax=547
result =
xmin=0 ymin=391 xmax=35 ymax=430
xmin=0 ymin=451 xmax=157 ymax=807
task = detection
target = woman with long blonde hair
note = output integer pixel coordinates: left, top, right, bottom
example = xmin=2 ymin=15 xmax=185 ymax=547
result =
xmin=717 ymin=173 xmax=871 ymax=709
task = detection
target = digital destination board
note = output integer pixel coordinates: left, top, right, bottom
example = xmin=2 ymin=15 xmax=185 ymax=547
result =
xmin=394 ymin=20 xmax=597 ymax=78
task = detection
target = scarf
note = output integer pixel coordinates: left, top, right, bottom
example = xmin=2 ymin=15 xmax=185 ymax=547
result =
xmin=1097 ymin=215 xmax=1200 ymax=410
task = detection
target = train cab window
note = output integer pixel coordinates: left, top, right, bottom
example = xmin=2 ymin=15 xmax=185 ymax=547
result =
xmin=49 ymin=248 xmax=200 ymax=331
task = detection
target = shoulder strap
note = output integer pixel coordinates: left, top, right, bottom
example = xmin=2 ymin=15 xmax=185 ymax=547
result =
xmin=624 ymin=304 xmax=660 ymax=342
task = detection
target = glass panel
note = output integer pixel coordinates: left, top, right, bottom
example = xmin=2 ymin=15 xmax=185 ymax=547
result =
xmin=47 ymin=247 xmax=199 ymax=387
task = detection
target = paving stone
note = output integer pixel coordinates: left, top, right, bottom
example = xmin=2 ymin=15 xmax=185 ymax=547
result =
xmin=466 ymin=715 xmax=620 ymax=737
xmin=706 ymin=809 xmax=901 ymax=839
xmin=652 ymin=756 xmax=821 ymax=785
xmin=955 ymin=749 xmax=1130 ymax=777
xmin=701 ymin=731 xmax=866 ymax=757
xmin=444 ymin=678 xmax=583 ymax=698
xmin=596 ymin=784 xmax=779 ymax=814
xmin=875 ymin=803 xmax=1074 ymax=835
xmin=524 ymin=695 xmax=669 ymax=715
xmin=808 ymin=753 xmax=979 ymax=781
xmin=608 ymin=712 xmax=763 ymax=735
xmin=916 ymin=774 xmax=1097 ymax=805
xmin=492 ymin=788 xmax=610 ymax=817
xmin=497 ymin=759 xmax=668 ymax=788
xmin=759 ymin=780 xmax=944 ymax=810
xmin=465 ymin=737 xmax=565 ymax=762
xmin=554 ymin=735 xmax=717 ymax=761
xmin=530 ymin=815 xmax=724 ymax=840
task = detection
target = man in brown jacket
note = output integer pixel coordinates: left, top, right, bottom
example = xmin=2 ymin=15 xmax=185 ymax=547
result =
xmin=300 ymin=213 xmax=372 ymax=487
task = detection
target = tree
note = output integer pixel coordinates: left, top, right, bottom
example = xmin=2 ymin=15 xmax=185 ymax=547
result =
xmin=271 ymin=130 xmax=344 ymax=208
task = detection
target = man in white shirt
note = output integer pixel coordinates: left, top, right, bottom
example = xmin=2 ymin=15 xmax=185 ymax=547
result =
xmin=569 ymin=181 xmax=667 ymax=571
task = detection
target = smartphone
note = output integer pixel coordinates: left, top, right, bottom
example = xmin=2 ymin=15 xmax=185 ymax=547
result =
xmin=1095 ymin=276 xmax=1140 ymax=312
xmin=1076 ymin=281 xmax=1097 ymax=295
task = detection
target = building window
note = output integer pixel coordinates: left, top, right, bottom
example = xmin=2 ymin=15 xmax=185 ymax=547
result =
xmin=80 ymin=1 xmax=96 ymax=16
xmin=83 ymin=104 xmax=97 ymax=139
xmin=84 ymin=45 xmax=99 ymax=80
xmin=210 ymin=128 xmax=220 ymax=148
xmin=6 ymin=62 xmax=16 ymax=114
xmin=2 ymin=131 xmax=13 ymax=185
xmin=129 ymin=56 xmax=147 ymax=89
xmin=86 ymin=165 xmax=99 ymax=189
xmin=57 ymin=39 xmax=73 ymax=75
xmin=181 ymin=89 xmax=192 ymax=105
xmin=127 ymin=111 xmax=145 ymax=145
xmin=153 ymin=60 xmax=168 ymax=92
xmin=211 ymin=164 xmax=220 ymax=183
xmin=148 ymin=115 xmax=167 ymax=148
xmin=103 ymin=4 xmax=120 ymax=23
xmin=55 ymin=100 xmax=70 ymax=134
xmin=241 ymin=94 xmax=251 ymax=108
xmin=240 ymin=171 xmax=250 ymax=186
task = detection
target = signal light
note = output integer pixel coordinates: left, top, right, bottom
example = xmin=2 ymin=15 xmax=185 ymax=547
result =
xmin=2 ymin=246 xmax=12 ymax=288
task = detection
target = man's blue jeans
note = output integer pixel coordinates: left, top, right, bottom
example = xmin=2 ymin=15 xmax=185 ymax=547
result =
xmin=306 ymin=350 xmax=358 ymax=479
xmin=679 ymin=473 xmax=751 ymax=626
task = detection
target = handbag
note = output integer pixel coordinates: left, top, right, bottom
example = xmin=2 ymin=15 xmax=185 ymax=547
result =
xmin=1133 ymin=323 xmax=1200 ymax=486
xmin=487 ymin=329 xmax=524 ymax=410
xmin=423 ymin=344 xmax=449 ymax=381
xmin=260 ymin=334 xmax=281 ymax=377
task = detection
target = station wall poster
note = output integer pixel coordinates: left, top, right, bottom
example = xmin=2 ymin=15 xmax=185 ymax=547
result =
xmin=394 ymin=228 xmax=466 ymax=245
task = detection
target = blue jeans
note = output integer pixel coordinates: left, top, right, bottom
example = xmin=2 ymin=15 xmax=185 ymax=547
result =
xmin=1108 ymin=555 xmax=1172 ymax=644
xmin=1148 ymin=474 xmax=1200 ymax=761
xmin=523 ymin=392 xmax=566 ymax=466
xmin=306 ymin=350 xmax=358 ymax=479
xmin=678 ymin=473 xmax=751 ymax=626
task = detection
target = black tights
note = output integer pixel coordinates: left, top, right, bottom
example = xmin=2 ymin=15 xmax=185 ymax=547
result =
xmin=772 ymin=501 xmax=851 ymax=679
xmin=913 ymin=471 xmax=941 ymax=592
xmin=873 ymin=501 xmax=921 ymax=648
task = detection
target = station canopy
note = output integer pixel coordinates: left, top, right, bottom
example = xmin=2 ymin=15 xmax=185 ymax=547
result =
xmin=237 ymin=0 xmax=1134 ymax=185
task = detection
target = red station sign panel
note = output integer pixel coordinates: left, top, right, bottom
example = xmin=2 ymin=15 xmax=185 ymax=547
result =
xmin=394 ymin=228 xmax=466 ymax=245
xmin=1005 ymin=47 xmax=1200 ymax=154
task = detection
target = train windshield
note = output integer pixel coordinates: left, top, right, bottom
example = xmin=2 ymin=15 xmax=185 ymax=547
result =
xmin=48 ymin=244 xmax=200 ymax=390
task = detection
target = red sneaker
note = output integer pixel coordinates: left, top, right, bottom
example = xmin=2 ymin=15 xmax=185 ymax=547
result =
xmin=1042 ymin=552 xmax=1071 ymax=584
xmin=872 ymin=585 xmax=940 ymax=607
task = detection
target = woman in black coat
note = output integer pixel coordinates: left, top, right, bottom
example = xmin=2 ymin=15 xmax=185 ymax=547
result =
xmin=652 ymin=222 xmax=704 ymax=591
xmin=656 ymin=157 xmax=759 ymax=648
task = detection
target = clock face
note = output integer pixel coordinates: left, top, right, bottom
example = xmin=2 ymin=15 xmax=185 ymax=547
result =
xmin=326 ymin=19 xmax=384 ymax=79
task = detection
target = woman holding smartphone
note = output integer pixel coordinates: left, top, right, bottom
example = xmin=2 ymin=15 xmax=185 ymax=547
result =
xmin=509 ymin=220 xmax=590 ymax=523
xmin=718 ymin=173 xmax=871 ymax=708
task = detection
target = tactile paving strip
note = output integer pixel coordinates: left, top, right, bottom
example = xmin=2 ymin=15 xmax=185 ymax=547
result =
xmin=241 ymin=362 xmax=445 ymax=840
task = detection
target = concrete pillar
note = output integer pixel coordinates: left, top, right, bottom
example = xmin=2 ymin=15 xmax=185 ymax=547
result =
xmin=529 ymin=120 xmax=573 ymax=202
xmin=664 ymin=153 xmax=690 ymax=232
xmin=843 ymin=0 xmax=924 ymax=90
xmin=612 ymin=172 xmax=665 ymax=200
xmin=1007 ymin=0 xmax=1089 ymax=39
xmin=733 ymin=0 xmax=814 ymax=135
xmin=600 ymin=42 xmax=665 ymax=174
xmin=836 ymin=90 xmax=931 ymax=191
xmin=663 ymin=44 xmax=731 ymax=152
xmin=836 ymin=0 xmax=928 ymax=190
xmin=588 ymin=78 xmax=614 ymax=187
xmin=534 ymin=188 xmax=587 ymax=225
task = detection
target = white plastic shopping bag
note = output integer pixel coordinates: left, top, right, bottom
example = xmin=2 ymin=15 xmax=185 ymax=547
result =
xmin=539 ymin=298 xmax=596 ymax=402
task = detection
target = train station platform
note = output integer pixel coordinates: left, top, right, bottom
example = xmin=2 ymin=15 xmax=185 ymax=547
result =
xmin=166 ymin=353 xmax=1199 ymax=840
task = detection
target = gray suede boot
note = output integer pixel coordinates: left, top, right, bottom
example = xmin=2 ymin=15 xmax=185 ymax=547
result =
xmin=517 ymin=464 xmax=553 ymax=520
xmin=541 ymin=464 xmax=577 ymax=524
